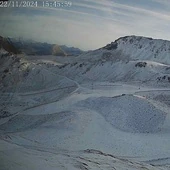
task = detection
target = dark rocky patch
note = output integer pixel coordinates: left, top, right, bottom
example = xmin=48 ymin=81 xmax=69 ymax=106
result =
xmin=103 ymin=42 xmax=118 ymax=50
xmin=135 ymin=62 xmax=147 ymax=67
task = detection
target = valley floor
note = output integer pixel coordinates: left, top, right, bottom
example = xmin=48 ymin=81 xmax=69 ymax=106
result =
xmin=1 ymin=80 xmax=170 ymax=170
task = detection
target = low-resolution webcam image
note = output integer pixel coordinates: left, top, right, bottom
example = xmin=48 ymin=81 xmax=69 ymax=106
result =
xmin=0 ymin=0 xmax=170 ymax=169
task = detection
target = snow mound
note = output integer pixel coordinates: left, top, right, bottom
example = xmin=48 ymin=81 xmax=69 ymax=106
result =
xmin=77 ymin=94 xmax=167 ymax=133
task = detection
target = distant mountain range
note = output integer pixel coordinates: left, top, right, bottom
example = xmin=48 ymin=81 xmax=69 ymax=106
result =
xmin=0 ymin=36 xmax=19 ymax=54
xmin=0 ymin=36 xmax=84 ymax=56
xmin=60 ymin=45 xmax=84 ymax=56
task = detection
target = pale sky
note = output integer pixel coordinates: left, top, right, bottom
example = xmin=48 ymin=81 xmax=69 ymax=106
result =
xmin=0 ymin=0 xmax=170 ymax=50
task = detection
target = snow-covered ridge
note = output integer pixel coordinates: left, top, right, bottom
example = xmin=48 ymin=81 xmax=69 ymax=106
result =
xmin=53 ymin=57 xmax=170 ymax=86
xmin=102 ymin=35 xmax=170 ymax=64
xmin=50 ymin=36 xmax=170 ymax=86
xmin=0 ymin=49 xmax=78 ymax=118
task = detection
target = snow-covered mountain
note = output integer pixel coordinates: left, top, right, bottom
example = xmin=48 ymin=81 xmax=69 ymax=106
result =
xmin=102 ymin=35 xmax=170 ymax=64
xmin=60 ymin=45 xmax=84 ymax=56
xmin=1 ymin=35 xmax=170 ymax=170
xmin=50 ymin=36 xmax=170 ymax=86
xmin=0 ymin=48 xmax=77 ymax=118
xmin=0 ymin=36 xmax=19 ymax=54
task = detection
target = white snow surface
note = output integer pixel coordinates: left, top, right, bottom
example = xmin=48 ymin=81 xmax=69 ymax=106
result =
xmin=76 ymin=94 xmax=167 ymax=133
xmin=102 ymin=35 xmax=170 ymax=64
xmin=1 ymin=82 xmax=170 ymax=169
xmin=1 ymin=36 xmax=170 ymax=170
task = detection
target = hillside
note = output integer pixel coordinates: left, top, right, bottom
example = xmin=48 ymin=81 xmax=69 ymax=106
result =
xmin=0 ymin=35 xmax=170 ymax=170
xmin=0 ymin=36 xmax=20 ymax=54
xmin=60 ymin=45 xmax=84 ymax=56
xmin=52 ymin=44 xmax=67 ymax=56
xmin=49 ymin=36 xmax=170 ymax=87
xmin=0 ymin=47 xmax=77 ymax=118
xmin=102 ymin=35 xmax=170 ymax=64
xmin=4 ymin=36 xmax=84 ymax=56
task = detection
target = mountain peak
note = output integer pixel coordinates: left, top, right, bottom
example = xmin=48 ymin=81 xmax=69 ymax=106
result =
xmin=100 ymin=35 xmax=170 ymax=64
xmin=103 ymin=35 xmax=168 ymax=50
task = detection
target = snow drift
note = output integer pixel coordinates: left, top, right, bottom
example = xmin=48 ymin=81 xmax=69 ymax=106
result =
xmin=77 ymin=94 xmax=167 ymax=133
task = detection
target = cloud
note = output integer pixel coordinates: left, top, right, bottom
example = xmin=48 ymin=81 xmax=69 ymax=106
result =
xmin=0 ymin=0 xmax=170 ymax=50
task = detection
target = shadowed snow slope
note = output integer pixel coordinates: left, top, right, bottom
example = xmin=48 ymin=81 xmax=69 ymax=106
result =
xmin=0 ymin=49 xmax=78 ymax=118
xmin=77 ymin=94 xmax=167 ymax=133
xmin=0 ymin=49 xmax=77 ymax=93
xmin=0 ymin=111 xmax=75 ymax=133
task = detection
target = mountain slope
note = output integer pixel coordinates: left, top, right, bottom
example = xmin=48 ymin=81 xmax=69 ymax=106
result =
xmin=0 ymin=48 xmax=78 ymax=118
xmin=0 ymin=36 xmax=20 ymax=54
xmin=52 ymin=44 xmax=67 ymax=56
xmin=4 ymin=36 xmax=84 ymax=56
xmin=60 ymin=45 xmax=84 ymax=56
xmin=102 ymin=35 xmax=170 ymax=64
xmin=50 ymin=36 xmax=170 ymax=86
